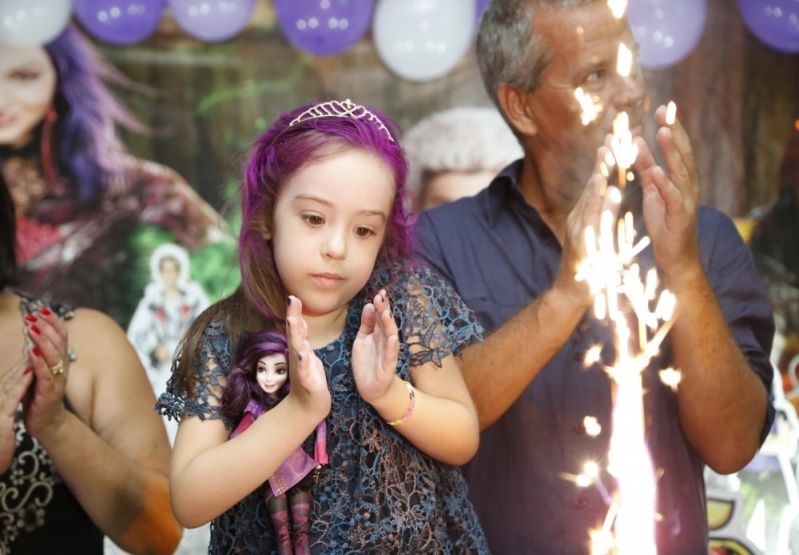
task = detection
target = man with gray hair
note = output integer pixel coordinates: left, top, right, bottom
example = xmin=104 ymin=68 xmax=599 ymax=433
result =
xmin=403 ymin=107 xmax=522 ymax=211
xmin=415 ymin=0 xmax=774 ymax=552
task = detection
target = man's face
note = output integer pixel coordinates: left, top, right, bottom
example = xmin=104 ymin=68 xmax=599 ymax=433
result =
xmin=524 ymin=2 xmax=647 ymax=197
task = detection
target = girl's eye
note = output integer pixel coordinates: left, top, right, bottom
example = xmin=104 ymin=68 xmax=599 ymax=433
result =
xmin=355 ymin=226 xmax=376 ymax=238
xmin=11 ymin=70 xmax=39 ymax=81
xmin=276 ymin=367 xmax=287 ymax=376
xmin=303 ymin=214 xmax=324 ymax=226
xmin=257 ymin=366 xmax=267 ymax=374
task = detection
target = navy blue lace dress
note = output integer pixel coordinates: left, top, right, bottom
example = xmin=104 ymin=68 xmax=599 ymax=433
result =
xmin=158 ymin=267 xmax=490 ymax=554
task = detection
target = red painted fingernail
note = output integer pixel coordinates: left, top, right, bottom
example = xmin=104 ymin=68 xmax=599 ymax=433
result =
xmin=23 ymin=366 xmax=33 ymax=374
xmin=32 ymin=347 xmax=42 ymax=357
xmin=30 ymin=324 xmax=42 ymax=335
xmin=25 ymin=314 xmax=37 ymax=322
xmin=40 ymin=307 xmax=52 ymax=316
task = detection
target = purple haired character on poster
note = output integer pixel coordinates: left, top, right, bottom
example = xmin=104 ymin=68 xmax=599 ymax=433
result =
xmin=221 ymin=330 xmax=328 ymax=555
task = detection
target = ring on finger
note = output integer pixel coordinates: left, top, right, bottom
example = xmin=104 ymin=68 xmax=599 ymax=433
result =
xmin=48 ymin=359 xmax=65 ymax=376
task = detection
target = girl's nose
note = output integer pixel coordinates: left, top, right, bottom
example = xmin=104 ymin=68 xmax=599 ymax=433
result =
xmin=322 ymin=229 xmax=347 ymax=260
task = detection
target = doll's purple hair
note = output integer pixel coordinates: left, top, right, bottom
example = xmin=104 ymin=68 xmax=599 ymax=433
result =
xmin=221 ymin=330 xmax=290 ymax=422
xmin=238 ymin=100 xmax=414 ymax=319
xmin=39 ymin=26 xmax=138 ymax=203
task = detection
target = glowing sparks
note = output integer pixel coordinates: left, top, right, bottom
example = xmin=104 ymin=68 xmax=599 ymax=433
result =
xmin=658 ymin=368 xmax=682 ymax=391
xmin=607 ymin=0 xmax=627 ymax=19
xmin=584 ymin=344 xmax=603 ymax=367
xmin=584 ymin=416 xmax=602 ymax=437
xmin=610 ymin=113 xmax=639 ymax=184
xmin=575 ymin=87 xmax=603 ymax=125
xmin=617 ymin=43 xmax=633 ymax=77
xmin=584 ymin=460 xmax=601 ymax=479
xmin=576 ymin=205 xmax=678 ymax=554
xmin=665 ymin=101 xmax=677 ymax=125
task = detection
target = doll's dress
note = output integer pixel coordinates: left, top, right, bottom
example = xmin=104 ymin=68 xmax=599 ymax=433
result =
xmin=0 ymin=293 xmax=103 ymax=553
xmin=230 ymin=399 xmax=328 ymax=496
xmin=158 ymin=265 xmax=491 ymax=554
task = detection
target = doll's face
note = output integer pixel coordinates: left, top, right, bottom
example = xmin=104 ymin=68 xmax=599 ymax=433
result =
xmin=159 ymin=257 xmax=181 ymax=288
xmin=0 ymin=45 xmax=57 ymax=149
xmin=256 ymin=353 xmax=288 ymax=395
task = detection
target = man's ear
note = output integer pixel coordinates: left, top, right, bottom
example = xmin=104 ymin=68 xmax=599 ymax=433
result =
xmin=497 ymin=83 xmax=537 ymax=137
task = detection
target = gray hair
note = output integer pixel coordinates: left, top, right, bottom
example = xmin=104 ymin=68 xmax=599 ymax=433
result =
xmin=476 ymin=0 xmax=599 ymax=107
xmin=402 ymin=106 xmax=523 ymax=198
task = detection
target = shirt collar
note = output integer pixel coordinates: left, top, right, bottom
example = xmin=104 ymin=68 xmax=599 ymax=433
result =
xmin=485 ymin=158 xmax=530 ymax=228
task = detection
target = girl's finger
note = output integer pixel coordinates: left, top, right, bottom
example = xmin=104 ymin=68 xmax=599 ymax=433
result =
xmin=358 ymin=304 xmax=377 ymax=337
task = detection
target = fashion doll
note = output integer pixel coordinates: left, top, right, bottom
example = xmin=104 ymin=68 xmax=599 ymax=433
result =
xmin=221 ymin=330 xmax=327 ymax=555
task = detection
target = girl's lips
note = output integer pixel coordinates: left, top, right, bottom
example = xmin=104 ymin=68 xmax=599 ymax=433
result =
xmin=311 ymin=273 xmax=344 ymax=288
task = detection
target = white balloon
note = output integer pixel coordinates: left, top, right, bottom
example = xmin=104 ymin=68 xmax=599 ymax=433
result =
xmin=0 ymin=0 xmax=72 ymax=46
xmin=373 ymin=0 xmax=476 ymax=82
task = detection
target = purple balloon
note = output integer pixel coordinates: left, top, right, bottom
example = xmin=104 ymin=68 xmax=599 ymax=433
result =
xmin=274 ymin=0 xmax=373 ymax=56
xmin=168 ymin=0 xmax=255 ymax=42
xmin=627 ymin=0 xmax=707 ymax=69
xmin=738 ymin=0 xmax=799 ymax=53
xmin=476 ymin=0 xmax=490 ymax=19
xmin=74 ymin=0 xmax=165 ymax=44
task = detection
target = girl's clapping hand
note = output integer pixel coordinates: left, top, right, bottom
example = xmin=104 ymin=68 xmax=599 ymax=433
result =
xmin=285 ymin=295 xmax=330 ymax=418
xmin=352 ymin=290 xmax=400 ymax=405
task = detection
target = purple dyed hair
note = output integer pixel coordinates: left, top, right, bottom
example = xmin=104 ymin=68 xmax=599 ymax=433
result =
xmin=238 ymin=100 xmax=414 ymax=319
xmin=221 ymin=330 xmax=290 ymax=422
xmin=0 ymin=26 xmax=139 ymax=203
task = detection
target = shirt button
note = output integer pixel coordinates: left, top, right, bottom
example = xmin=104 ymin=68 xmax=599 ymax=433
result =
xmin=575 ymin=497 xmax=588 ymax=510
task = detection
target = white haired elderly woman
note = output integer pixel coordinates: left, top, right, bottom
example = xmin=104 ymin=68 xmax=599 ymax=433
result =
xmin=403 ymin=106 xmax=522 ymax=211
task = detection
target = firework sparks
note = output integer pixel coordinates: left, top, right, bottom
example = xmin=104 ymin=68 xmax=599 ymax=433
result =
xmin=575 ymin=87 xmax=603 ymax=125
xmin=570 ymin=32 xmax=682 ymax=552
xmin=665 ymin=101 xmax=677 ymax=126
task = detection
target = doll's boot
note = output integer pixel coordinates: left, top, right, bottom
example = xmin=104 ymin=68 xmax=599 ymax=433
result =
xmin=267 ymin=493 xmax=294 ymax=555
xmin=290 ymin=489 xmax=312 ymax=555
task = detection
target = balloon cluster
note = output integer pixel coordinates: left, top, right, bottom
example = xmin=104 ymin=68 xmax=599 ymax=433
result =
xmin=0 ymin=0 xmax=796 ymax=81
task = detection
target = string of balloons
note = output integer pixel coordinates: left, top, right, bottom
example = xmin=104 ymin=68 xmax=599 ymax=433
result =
xmin=0 ymin=0 xmax=796 ymax=82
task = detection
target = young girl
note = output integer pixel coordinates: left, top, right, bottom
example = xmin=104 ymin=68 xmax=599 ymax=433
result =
xmin=158 ymin=99 xmax=488 ymax=553
xmin=221 ymin=330 xmax=327 ymax=555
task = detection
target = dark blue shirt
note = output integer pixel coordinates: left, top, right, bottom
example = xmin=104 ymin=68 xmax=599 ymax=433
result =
xmin=415 ymin=161 xmax=775 ymax=555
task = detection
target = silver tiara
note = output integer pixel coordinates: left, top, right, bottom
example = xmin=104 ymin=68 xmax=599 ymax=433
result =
xmin=288 ymin=98 xmax=395 ymax=143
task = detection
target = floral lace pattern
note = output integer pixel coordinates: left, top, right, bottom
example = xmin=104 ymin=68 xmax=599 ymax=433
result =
xmin=158 ymin=266 xmax=489 ymax=554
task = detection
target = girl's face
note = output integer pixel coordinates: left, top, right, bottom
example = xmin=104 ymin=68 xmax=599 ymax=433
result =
xmin=269 ymin=148 xmax=395 ymax=319
xmin=0 ymin=45 xmax=57 ymax=149
xmin=256 ymin=353 xmax=288 ymax=395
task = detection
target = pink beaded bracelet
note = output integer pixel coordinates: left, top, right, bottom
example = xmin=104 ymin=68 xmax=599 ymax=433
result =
xmin=386 ymin=380 xmax=415 ymax=427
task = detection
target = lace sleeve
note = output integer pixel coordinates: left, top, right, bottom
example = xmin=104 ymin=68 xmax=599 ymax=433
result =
xmin=156 ymin=319 xmax=230 ymax=422
xmin=389 ymin=266 xmax=484 ymax=368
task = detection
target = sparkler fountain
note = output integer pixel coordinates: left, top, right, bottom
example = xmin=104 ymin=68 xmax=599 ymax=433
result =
xmin=569 ymin=4 xmax=683 ymax=552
